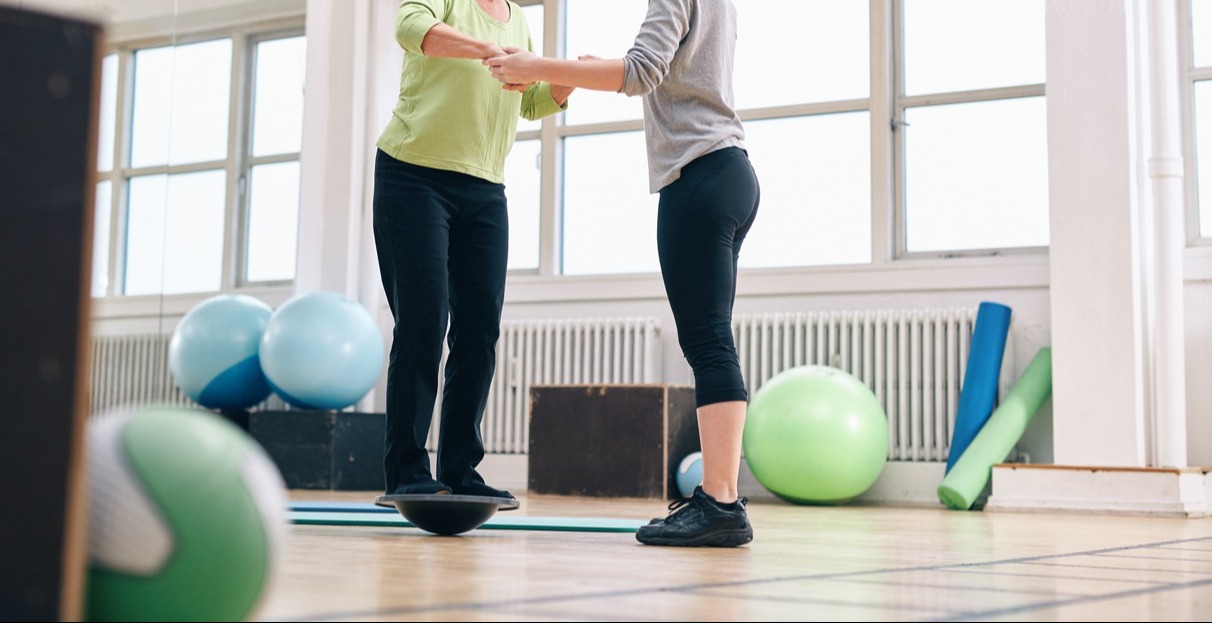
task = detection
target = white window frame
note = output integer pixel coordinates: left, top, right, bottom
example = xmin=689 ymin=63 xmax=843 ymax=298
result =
xmin=891 ymin=0 xmax=1048 ymax=260
xmin=1181 ymin=0 xmax=1212 ymax=248
xmin=504 ymin=0 xmax=1050 ymax=303
xmin=92 ymin=15 xmax=305 ymax=321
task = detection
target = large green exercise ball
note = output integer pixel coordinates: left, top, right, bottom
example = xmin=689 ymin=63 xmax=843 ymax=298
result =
xmin=85 ymin=405 xmax=288 ymax=621
xmin=743 ymin=365 xmax=889 ymax=504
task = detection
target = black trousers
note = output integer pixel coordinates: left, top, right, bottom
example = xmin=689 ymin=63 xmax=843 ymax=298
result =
xmin=372 ymin=150 xmax=508 ymax=493
xmin=657 ymin=147 xmax=761 ymax=407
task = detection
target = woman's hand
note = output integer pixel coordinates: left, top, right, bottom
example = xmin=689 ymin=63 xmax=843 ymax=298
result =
xmin=484 ymin=47 xmax=543 ymax=86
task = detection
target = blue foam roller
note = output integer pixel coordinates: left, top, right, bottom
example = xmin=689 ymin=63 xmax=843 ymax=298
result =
xmin=945 ymin=301 xmax=1013 ymax=474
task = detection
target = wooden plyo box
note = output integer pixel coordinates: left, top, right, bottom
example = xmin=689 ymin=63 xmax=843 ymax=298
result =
xmin=528 ymin=384 xmax=699 ymax=500
xmin=249 ymin=411 xmax=384 ymax=491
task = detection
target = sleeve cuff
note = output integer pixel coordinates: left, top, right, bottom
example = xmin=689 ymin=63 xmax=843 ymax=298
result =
xmin=399 ymin=13 xmax=442 ymax=54
xmin=533 ymin=82 xmax=569 ymax=115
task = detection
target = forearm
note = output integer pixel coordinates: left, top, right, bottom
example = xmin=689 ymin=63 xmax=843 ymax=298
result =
xmin=549 ymin=84 xmax=574 ymax=106
xmin=420 ymin=22 xmax=501 ymax=59
xmin=533 ymin=58 xmax=625 ymax=93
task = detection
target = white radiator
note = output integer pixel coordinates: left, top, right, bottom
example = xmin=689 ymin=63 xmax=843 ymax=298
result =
xmin=733 ymin=308 xmax=1011 ymax=462
xmin=88 ymin=333 xmax=285 ymax=415
xmin=90 ymin=310 xmax=986 ymax=463
xmin=429 ymin=317 xmax=662 ymax=454
xmin=89 ymin=317 xmax=661 ymax=455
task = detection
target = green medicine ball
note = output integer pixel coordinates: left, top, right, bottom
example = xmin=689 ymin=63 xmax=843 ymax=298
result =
xmin=85 ymin=406 xmax=287 ymax=621
xmin=743 ymin=366 xmax=889 ymax=504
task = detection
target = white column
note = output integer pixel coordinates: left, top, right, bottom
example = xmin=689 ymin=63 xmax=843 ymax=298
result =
xmin=295 ymin=0 xmax=372 ymax=301
xmin=988 ymin=1 xmax=1199 ymax=516
xmin=1144 ymin=0 xmax=1188 ymax=468
xmin=1046 ymin=0 xmax=1150 ymax=466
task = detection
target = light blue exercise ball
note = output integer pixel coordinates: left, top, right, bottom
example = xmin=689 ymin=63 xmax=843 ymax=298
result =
xmin=258 ymin=291 xmax=385 ymax=410
xmin=676 ymin=451 xmax=704 ymax=498
xmin=168 ymin=294 xmax=274 ymax=410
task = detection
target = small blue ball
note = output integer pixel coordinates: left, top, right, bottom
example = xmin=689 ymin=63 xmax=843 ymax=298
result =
xmin=676 ymin=452 xmax=703 ymax=498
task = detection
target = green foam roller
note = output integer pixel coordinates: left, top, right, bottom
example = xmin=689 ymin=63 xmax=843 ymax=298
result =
xmin=937 ymin=347 xmax=1053 ymax=510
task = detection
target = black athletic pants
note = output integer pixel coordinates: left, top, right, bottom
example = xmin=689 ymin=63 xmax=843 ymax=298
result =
xmin=657 ymin=146 xmax=761 ymax=407
xmin=372 ymin=149 xmax=508 ymax=493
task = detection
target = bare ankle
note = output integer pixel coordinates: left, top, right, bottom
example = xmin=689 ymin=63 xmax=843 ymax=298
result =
xmin=702 ymin=485 xmax=738 ymax=504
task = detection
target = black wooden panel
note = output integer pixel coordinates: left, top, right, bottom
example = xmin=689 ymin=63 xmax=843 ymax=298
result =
xmin=332 ymin=412 xmax=386 ymax=491
xmin=528 ymin=385 xmax=698 ymax=499
xmin=249 ymin=411 xmax=385 ymax=490
xmin=0 ymin=7 xmax=101 ymax=621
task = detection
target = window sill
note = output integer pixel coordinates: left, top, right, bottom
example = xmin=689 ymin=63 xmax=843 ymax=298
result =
xmin=90 ymin=285 xmax=294 ymax=326
xmin=504 ymin=254 xmax=1054 ymax=304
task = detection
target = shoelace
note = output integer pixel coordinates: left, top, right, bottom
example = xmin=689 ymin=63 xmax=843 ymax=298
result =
xmin=664 ymin=494 xmax=749 ymax=517
xmin=665 ymin=495 xmax=693 ymax=515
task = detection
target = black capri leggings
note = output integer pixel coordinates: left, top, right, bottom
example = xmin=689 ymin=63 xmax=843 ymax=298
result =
xmin=657 ymin=146 xmax=760 ymax=407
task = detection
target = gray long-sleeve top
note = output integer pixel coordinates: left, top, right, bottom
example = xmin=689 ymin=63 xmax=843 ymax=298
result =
xmin=622 ymin=0 xmax=746 ymax=193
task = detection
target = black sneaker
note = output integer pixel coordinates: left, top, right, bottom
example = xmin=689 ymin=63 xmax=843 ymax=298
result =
xmin=636 ymin=486 xmax=753 ymax=547
xmin=388 ymin=478 xmax=453 ymax=496
xmin=445 ymin=480 xmax=516 ymax=502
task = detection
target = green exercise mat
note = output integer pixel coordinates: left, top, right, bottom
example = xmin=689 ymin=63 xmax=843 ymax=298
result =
xmin=290 ymin=511 xmax=645 ymax=533
xmin=290 ymin=501 xmax=392 ymax=513
xmin=937 ymin=347 xmax=1053 ymax=510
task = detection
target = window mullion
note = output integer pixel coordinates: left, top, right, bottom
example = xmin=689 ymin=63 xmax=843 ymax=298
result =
xmin=871 ymin=0 xmax=895 ymax=267
xmin=737 ymin=98 xmax=870 ymax=123
xmin=1181 ymin=0 xmax=1203 ymax=243
xmin=247 ymin=152 xmax=302 ymax=167
xmin=112 ymin=48 xmax=136 ymax=297
xmin=891 ymin=0 xmax=908 ymax=261
xmin=539 ymin=0 xmax=563 ymax=278
xmin=899 ymin=84 xmax=1045 ymax=109
xmin=222 ymin=31 xmax=248 ymax=291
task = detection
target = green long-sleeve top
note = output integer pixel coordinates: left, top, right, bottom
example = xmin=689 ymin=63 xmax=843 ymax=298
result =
xmin=377 ymin=0 xmax=566 ymax=183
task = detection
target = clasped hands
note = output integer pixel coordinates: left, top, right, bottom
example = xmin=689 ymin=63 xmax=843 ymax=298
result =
xmin=482 ymin=46 xmax=537 ymax=91
xmin=484 ymin=48 xmax=595 ymax=92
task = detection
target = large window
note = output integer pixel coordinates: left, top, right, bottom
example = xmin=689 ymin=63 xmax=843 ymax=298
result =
xmin=92 ymin=26 xmax=306 ymax=298
xmin=898 ymin=0 xmax=1048 ymax=254
xmin=735 ymin=1 xmax=872 ymax=270
xmin=1188 ymin=0 xmax=1212 ymax=238
xmin=504 ymin=3 xmax=546 ymax=272
xmin=88 ymin=2 xmax=1051 ymax=297
xmin=558 ymin=0 xmax=653 ymax=275
xmin=506 ymin=0 xmax=1048 ymax=278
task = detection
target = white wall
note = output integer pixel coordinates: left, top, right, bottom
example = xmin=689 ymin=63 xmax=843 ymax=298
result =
xmin=1184 ymin=281 xmax=1212 ymax=465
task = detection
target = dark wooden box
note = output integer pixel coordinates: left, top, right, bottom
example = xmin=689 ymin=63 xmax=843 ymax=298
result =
xmin=528 ymin=384 xmax=699 ymax=499
xmin=248 ymin=411 xmax=384 ymax=490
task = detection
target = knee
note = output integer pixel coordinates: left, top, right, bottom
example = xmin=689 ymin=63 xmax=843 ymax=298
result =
xmin=678 ymin=317 xmax=737 ymax=369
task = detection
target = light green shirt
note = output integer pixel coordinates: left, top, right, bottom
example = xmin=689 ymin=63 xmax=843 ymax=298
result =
xmin=377 ymin=0 xmax=566 ymax=183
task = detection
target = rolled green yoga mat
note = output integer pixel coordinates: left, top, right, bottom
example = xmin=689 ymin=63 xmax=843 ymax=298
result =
xmin=937 ymin=347 xmax=1053 ymax=511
